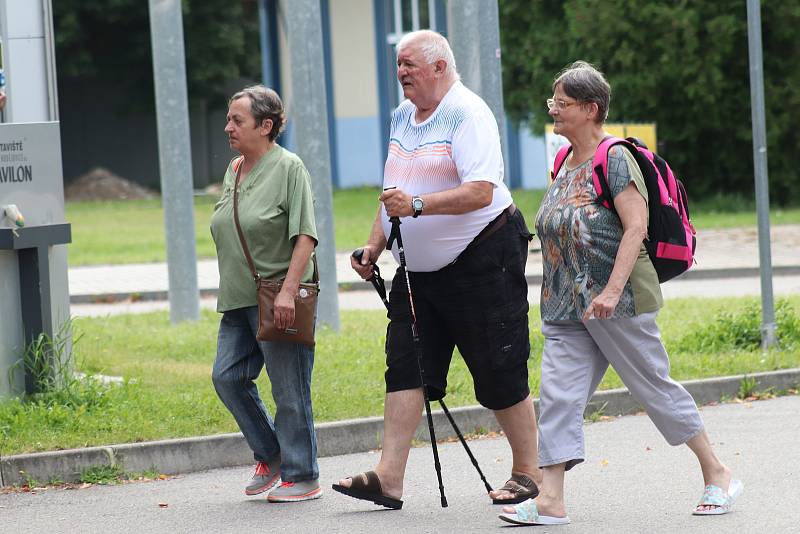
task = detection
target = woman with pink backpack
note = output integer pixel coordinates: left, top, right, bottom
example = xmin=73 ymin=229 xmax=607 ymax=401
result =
xmin=499 ymin=61 xmax=742 ymax=526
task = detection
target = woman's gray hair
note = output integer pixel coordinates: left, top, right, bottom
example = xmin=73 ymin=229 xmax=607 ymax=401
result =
xmin=229 ymin=85 xmax=286 ymax=142
xmin=397 ymin=30 xmax=460 ymax=80
xmin=553 ymin=61 xmax=611 ymax=123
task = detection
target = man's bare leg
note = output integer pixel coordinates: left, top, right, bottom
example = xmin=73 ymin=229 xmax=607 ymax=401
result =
xmin=490 ymin=394 xmax=542 ymax=501
xmin=337 ymin=388 xmax=424 ymax=499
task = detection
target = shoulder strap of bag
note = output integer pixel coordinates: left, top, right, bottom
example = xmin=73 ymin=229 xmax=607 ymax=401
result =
xmin=592 ymin=136 xmax=637 ymax=211
xmin=232 ymin=157 xmax=260 ymax=284
xmin=551 ymin=144 xmax=572 ymax=181
xmin=232 ymin=157 xmax=319 ymax=286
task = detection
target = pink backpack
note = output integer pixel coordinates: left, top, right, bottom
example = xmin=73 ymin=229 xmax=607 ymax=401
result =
xmin=552 ymin=136 xmax=696 ymax=282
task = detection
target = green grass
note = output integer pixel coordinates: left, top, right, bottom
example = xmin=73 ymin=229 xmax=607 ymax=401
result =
xmin=64 ymin=189 xmax=799 ymax=265
xmin=1 ymin=295 xmax=798 ymax=456
xmin=65 ymin=197 xmax=219 ymax=265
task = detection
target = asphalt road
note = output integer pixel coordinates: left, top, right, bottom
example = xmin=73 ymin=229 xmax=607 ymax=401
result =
xmin=2 ymin=395 xmax=797 ymax=533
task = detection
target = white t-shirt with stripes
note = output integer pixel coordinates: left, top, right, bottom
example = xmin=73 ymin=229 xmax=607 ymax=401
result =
xmin=382 ymin=81 xmax=511 ymax=272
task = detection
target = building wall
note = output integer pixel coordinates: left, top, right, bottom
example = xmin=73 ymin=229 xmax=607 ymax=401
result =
xmin=518 ymin=124 xmax=548 ymax=189
xmin=54 ymin=2 xmax=549 ymax=193
xmin=329 ymin=0 xmax=383 ymax=187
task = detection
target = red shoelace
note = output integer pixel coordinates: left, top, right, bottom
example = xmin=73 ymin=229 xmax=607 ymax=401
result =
xmin=254 ymin=462 xmax=271 ymax=476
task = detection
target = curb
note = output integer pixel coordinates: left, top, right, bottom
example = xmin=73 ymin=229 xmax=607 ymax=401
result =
xmin=68 ymin=265 xmax=800 ymax=304
xmin=3 ymin=368 xmax=798 ymax=487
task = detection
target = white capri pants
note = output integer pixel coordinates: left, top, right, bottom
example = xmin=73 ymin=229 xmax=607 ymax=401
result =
xmin=538 ymin=312 xmax=704 ymax=470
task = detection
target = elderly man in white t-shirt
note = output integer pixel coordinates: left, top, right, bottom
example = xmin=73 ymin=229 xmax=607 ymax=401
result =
xmin=332 ymin=30 xmax=541 ymax=509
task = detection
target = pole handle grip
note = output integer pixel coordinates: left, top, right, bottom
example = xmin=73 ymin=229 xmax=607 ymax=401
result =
xmin=352 ymin=248 xmax=366 ymax=263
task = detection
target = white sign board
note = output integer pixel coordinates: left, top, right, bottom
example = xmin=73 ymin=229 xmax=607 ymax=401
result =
xmin=0 ymin=121 xmax=68 ymax=399
xmin=0 ymin=121 xmax=64 ymax=226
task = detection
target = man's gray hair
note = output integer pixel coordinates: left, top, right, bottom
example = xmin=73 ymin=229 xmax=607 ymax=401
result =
xmin=397 ymin=30 xmax=460 ymax=80
xmin=229 ymin=85 xmax=287 ymax=141
xmin=553 ymin=61 xmax=611 ymax=123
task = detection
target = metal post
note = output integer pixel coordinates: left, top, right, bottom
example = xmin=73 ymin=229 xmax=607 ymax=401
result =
xmin=746 ymin=0 xmax=777 ymax=349
xmin=284 ymin=0 xmax=340 ymax=331
xmin=148 ymin=0 xmax=200 ymax=323
xmin=259 ymin=0 xmax=271 ymax=88
xmin=447 ymin=0 xmax=509 ymax=182
xmin=42 ymin=0 xmax=58 ymax=121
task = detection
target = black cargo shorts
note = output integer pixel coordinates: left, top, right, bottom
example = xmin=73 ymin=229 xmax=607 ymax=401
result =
xmin=384 ymin=207 xmax=533 ymax=410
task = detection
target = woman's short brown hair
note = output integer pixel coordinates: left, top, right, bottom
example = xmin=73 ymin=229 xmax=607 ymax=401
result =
xmin=553 ymin=61 xmax=611 ymax=123
xmin=229 ymin=85 xmax=287 ymax=141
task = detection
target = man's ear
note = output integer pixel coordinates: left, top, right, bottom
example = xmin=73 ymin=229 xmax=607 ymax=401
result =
xmin=260 ymin=118 xmax=274 ymax=137
xmin=434 ymin=59 xmax=447 ymax=76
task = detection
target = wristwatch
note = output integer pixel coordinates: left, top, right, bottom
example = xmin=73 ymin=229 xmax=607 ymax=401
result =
xmin=411 ymin=196 xmax=424 ymax=218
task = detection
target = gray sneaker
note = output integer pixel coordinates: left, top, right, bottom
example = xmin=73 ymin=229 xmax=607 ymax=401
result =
xmin=244 ymin=458 xmax=281 ymax=496
xmin=267 ymin=479 xmax=322 ymax=502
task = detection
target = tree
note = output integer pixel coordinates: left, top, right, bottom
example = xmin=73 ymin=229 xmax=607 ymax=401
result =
xmin=500 ymin=0 xmax=800 ymax=203
xmin=53 ymin=0 xmax=262 ymax=110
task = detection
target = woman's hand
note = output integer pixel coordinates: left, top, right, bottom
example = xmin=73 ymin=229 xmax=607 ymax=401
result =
xmin=583 ymin=288 xmax=621 ymax=321
xmin=276 ymin=234 xmax=315 ymax=331
xmin=274 ymin=288 xmax=296 ymax=330
xmin=585 ymin=181 xmax=647 ymax=321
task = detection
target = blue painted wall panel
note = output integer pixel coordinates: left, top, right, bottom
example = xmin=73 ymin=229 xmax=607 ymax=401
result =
xmin=335 ymin=116 xmax=384 ymax=188
xmin=519 ymin=125 xmax=548 ymax=190
xmin=325 ymin=115 xmax=546 ymax=191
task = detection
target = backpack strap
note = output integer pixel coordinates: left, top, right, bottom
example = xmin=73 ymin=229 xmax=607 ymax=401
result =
xmin=551 ymin=144 xmax=572 ymax=181
xmin=592 ymin=136 xmax=638 ymax=210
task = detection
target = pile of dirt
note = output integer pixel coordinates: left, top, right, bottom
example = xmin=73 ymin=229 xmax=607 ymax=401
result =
xmin=65 ymin=168 xmax=157 ymax=201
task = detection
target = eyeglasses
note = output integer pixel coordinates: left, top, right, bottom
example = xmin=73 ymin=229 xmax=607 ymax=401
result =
xmin=546 ymin=98 xmax=580 ymax=111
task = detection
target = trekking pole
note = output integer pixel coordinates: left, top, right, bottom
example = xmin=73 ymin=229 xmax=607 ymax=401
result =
xmin=383 ymin=217 xmax=448 ymax=507
xmin=438 ymin=400 xmax=493 ymax=492
xmin=353 ymin=248 xmax=493 ymax=493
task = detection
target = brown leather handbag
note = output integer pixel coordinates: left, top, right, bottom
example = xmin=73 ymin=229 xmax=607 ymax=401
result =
xmin=232 ymin=160 xmax=319 ymax=346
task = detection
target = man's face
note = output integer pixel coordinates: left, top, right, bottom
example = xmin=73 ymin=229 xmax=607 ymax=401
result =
xmin=396 ymin=43 xmax=437 ymax=104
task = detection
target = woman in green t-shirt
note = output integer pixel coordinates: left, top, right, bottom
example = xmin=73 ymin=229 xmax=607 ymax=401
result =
xmin=499 ymin=62 xmax=741 ymax=526
xmin=210 ymin=85 xmax=320 ymax=503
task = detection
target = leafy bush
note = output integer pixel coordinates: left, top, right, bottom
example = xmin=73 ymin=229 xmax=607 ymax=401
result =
xmin=672 ymin=298 xmax=800 ymax=353
xmin=499 ymin=0 xmax=800 ymax=203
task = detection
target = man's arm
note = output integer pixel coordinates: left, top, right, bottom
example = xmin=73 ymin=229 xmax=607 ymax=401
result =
xmin=380 ymin=181 xmax=493 ymax=218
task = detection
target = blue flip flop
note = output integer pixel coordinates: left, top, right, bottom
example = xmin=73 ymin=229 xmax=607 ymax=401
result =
xmin=499 ymin=499 xmax=571 ymax=526
xmin=692 ymin=479 xmax=744 ymax=515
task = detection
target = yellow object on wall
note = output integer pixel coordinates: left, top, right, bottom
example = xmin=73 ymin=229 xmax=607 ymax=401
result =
xmin=605 ymin=123 xmax=657 ymax=151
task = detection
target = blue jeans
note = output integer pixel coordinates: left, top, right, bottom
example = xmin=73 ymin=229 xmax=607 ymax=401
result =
xmin=212 ymin=306 xmax=318 ymax=482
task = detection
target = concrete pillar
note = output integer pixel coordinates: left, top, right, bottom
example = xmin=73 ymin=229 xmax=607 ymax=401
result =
xmin=284 ymin=0 xmax=340 ymax=331
xmin=447 ymin=0 xmax=509 ymax=182
xmin=148 ymin=0 xmax=200 ymax=323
